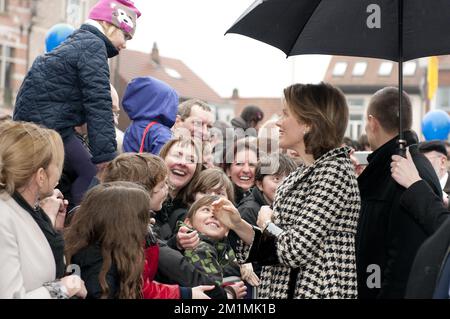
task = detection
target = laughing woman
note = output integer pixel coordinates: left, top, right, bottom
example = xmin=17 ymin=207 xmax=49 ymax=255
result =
xmin=212 ymin=83 xmax=361 ymax=299
xmin=222 ymin=138 xmax=259 ymax=205
xmin=156 ymin=136 xmax=202 ymax=240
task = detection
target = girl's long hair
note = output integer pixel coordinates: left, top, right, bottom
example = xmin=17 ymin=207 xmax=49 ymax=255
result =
xmin=65 ymin=182 xmax=150 ymax=299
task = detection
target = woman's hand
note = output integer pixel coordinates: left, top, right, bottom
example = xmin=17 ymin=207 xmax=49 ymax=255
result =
xmin=240 ymin=263 xmax=260 ymax=287
xmin=257 ymin=206 xmax=273 ymax=230
xmin=40 ymin=189 xmax=67 ymax=230
xmin=177 ymin=226 xmax=200 ymax=250
xmin=59 ymin=275 xmax=87 ymax=299
xmin=226 ymin=281 xmax=247 ymax=299
xmin=212 ymin=198 xmax=255 ymax=245
xmin=191 ymin=285 xmax=215 ymax=299
xmin=391 ymin=148 xmax=421 ymax=189
xmin=211 ymin=198 xmax=242 ymax=230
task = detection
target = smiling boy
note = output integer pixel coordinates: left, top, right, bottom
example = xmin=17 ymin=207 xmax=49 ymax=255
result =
xmin=182 ymin=195 xmax=243 ymax=295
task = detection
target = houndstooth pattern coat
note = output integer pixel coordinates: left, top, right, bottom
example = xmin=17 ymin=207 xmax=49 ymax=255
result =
xmin=236 ymin=147 xmax=360 ymax=299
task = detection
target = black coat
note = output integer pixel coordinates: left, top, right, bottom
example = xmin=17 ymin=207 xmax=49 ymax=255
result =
xmin=236 ymin=187 xmax=268 ymax=276
xmin=14 ymin=24 xmax=118 ymax=164
xmin=443 ymin=172 xmax=450 ymax=195
xmin=234 ymin=185 xmax=251 ymax=207
xmin=155 ymin=198 xmax=187 ymax=241
xmin=238 ymin=187 xmax=269 ymax=226
xmin=227 ymin=187 xmax=265 ymax=251
xmin=71 ymin=244 xmax=120 ymax=299
xmin=400 ymin=180 xmax=450 ymax=298
xmin=12 ymin=192 xmax=65 ymax=279
xmin=168 ymin=207 xmax=188 ymax=235
xmin=356 ymin=131 xmax=442 ymax=299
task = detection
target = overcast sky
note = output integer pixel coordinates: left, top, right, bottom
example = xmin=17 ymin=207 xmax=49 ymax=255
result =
xmin=127 ymin=0 xmax=331 ymax=98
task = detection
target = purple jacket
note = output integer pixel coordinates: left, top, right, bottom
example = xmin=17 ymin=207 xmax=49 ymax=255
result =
xmin=122 ymin=77 xmax=178 ymax=155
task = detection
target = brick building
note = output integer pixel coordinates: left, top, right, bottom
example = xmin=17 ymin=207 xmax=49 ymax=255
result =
xmin=324 ymin=55 xmax=427 ymax=140
xmin=0 ymin=0 xmax=33 ymax=111
xmin=0 ymin=0 xmax=95 ymax=114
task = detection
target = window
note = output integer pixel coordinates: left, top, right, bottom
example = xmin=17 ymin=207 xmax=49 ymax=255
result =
xmin=66 ymin=0 xmax=81 ymax=26
xmin=346 ymin=113 xmax=364 ymax=140
xmin=347 ymin=98 xmax=365 ymax=108
xmin=0 ymin=45 xmax=14 ymax=107
xmin=378 ymin=62 xmax=393 ymax=76
xmin=403 ymin=61 xmax=417 ymax=76
xmin=352 ymin=62 xmax=367 ymax=76
xmin=436 ymin=87 xmax=450 ymax=110
xmin=80 ymin=0 xmax=88 ymax=22
xmin=165 ymin=68 xmax=182 ymax=79
xmin=0 ymin=0 xmax=7 ymax=13
xmin=332 ymin=62 xmax=347 ymax=76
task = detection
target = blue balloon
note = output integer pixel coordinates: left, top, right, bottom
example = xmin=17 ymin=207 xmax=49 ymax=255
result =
xmin=422 ymin=110 xmax=450 ymax=141
xmin=45 ymin=24 xmax=75 ymax=52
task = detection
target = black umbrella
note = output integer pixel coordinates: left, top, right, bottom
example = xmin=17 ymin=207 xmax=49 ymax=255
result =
xmin=226 ymin=0 xmax=450 ymax=154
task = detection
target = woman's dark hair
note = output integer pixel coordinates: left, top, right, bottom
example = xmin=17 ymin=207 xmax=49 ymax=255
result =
xmin=65 ymin=182 xmax=150 ymax=299
xmin=222 ymin=137 xmax=259 ymax=172
xmin=241 ymin=105 xmax=264 ymax=126
xmin=284 ymin=82 xmax=349 ymax=159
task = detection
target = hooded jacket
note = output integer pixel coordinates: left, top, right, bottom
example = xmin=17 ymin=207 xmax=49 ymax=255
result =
xmin=122 ymin=77 xmax=178 ymax=155
xmin=14 ymin=24 xmax=118 ymax=164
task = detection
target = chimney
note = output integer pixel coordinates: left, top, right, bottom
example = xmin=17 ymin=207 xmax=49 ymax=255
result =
xmin=232 ymin=88 xmax=239 ymax=99
xmin=151 ymin=42 xmax=160 ymax=65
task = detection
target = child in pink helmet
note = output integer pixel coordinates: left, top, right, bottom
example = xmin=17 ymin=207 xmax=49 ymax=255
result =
xmin=14 ymin=0 xmax=141 ymax=207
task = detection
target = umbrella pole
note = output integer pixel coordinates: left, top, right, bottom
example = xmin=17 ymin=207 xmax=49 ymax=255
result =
xmin=398 ymin=60 xmax=407 ymax=157
xmin=397 ymin=0 xmax=407 ymax=157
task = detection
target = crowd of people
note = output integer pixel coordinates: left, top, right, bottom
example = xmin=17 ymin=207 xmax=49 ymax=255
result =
xmin=0 ymin=0 xmax=449 ymax=300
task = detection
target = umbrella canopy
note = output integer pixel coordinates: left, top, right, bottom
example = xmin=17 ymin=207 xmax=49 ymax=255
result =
xmin=227 ymin=0 xmax=450 ymax=153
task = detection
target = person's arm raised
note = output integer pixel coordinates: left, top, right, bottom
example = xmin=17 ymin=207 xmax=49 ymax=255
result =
xmin=211 ymin=198 xmax=255 ymax=245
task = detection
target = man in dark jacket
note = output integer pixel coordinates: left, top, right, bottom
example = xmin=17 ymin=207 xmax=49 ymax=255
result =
xmin=356 ymin=87 xmax=442 ymax=299
xmin=399 ymin=180 xmax=450 ymax=298
xmin=389 ymin=153 xmax=450 ymax=298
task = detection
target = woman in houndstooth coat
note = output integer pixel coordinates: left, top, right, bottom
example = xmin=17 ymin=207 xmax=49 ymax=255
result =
xmin=213 ymin=82 xmax=361 ymax=299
